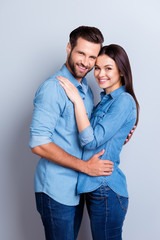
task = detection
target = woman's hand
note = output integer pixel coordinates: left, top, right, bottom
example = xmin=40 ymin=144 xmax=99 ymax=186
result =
xmin=57 ymin=76 xmax=82 ymax=104
xmin=57 ymin=76 xmax=90 ymax=133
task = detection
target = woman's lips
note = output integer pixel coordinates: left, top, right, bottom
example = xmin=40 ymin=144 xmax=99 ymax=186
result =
xmin=98 ymin=78 xmax=110 ymax=84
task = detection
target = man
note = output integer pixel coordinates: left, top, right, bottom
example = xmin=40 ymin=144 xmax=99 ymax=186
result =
xmin=29 ymin=26 xmax=114 ymax=240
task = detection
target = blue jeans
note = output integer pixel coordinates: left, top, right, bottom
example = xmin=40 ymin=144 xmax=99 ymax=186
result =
xmin=86 ymin=186 xmax=128 ymax=240
xmin=35 ymin=192 xmax=84 ymax=240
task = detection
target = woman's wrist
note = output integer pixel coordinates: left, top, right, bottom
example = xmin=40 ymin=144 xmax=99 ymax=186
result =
xmin=73 ymin=96 xmax=83 ymax=106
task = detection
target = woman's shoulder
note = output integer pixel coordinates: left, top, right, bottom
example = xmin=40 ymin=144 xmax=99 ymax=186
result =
xmin=119 ymin=92 xmax=135 ymax=105
xmin=113 ymin=92 xmax=136 ymax=111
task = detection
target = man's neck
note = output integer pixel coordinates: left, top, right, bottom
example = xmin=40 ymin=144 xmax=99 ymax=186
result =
xmin=65 ymin=62 xmax=82 ymax=83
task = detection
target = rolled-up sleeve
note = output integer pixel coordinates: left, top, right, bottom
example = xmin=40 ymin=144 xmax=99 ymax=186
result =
xmin=29 ymin=79 xmax=64 ymax=148
xmin=79 ymin=94 xmax=136 ymax=149
xmin=79 ymin=125 xmax=94 ymax=147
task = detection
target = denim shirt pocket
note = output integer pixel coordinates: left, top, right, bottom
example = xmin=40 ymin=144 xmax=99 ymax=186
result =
xmin=91 ymin=110 xmax=106 ymax=127
xmin=63 ymin=101 xmax=78 ymax=132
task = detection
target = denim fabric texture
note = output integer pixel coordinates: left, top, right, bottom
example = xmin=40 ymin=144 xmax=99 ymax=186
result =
xmin=30 ymin=65 xmax=93 ymax=206
xmin=35 ymin=192 xmax=75 ymax=240
xmin=77 ymin=86 xmax=137 ymax=197
xmin=74 ymin=194 xmax=85 ymax=239
xmin=35 ymin=192 xmax=84 ymax=240
xmin=86 ymin=185 xmax=128 ymax=240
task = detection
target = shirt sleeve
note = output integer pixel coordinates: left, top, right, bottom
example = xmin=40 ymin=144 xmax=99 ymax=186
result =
xmin=79 ymin=93 xmax=136 ymax=149
xmin=29 ymin=79 xmax=65 ymax=148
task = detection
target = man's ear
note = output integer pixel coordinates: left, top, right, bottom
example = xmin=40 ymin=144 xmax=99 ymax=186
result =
xmin=66 ymin=42 xmax=71 ymax=56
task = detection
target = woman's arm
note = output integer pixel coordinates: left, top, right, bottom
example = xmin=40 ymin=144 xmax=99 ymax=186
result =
xmin=57 ymin=76 xmax=91 ymax=133
xmin=79 ymin=94 xmax=137 ymax=149
xmin=57 ymin=77 xmax=136 ymax=149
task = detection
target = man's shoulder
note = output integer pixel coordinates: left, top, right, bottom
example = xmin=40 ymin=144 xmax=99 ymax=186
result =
xmin=37 ymin=69 xmax=63 ymax=93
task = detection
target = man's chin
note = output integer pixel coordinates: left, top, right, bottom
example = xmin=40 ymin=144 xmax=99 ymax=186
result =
xmin=77 ymin=74 xmax=86 ymax=78
xmin=75 ymin=70 xmax=89 ymax=79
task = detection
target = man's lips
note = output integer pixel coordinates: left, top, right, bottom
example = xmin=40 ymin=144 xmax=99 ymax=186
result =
xmin=77 ymin=65 xmax=88 ymax=72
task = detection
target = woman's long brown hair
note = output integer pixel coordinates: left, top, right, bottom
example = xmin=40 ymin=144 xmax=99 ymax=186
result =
xmin=99 ymin=44 xmax=139 ymax=125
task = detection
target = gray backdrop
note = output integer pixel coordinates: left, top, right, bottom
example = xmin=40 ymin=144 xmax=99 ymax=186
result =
xmin=0 ymin=0 xmax=160 ymax=239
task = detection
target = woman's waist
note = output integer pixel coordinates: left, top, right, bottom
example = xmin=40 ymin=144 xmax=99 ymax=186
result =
xmin=82 ymin=150 xmax=120 ymax=165
xmin=77 ymin=166 xmax=127 ymax=192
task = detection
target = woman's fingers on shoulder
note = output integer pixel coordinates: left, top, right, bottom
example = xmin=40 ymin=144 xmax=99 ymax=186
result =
xmin=59 ymin=76 xmax=74 ymax=87
xmin=56 ymin=76 xmax=67 ymax=82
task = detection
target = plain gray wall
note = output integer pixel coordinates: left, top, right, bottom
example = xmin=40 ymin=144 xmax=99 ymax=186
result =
xmin=0 ymin=0 xmax=160 ymax=239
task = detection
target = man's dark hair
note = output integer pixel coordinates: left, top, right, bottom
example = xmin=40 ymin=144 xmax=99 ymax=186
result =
xmin=69 ymin=26 xmax=104 ymax=50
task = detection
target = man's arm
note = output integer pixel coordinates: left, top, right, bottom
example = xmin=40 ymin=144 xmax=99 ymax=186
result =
xmin=30 ymin=79 xmax=113 ymax=176
xmin=31 ymin=142 xmax=113 ymax=177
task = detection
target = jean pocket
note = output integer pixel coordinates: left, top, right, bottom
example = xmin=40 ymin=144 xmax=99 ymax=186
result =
xmin=116 ymin=194 xmax=129 ymax=212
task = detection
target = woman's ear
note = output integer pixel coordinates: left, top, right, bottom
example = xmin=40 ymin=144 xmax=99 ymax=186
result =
xmin=120 ymin=72 xmax=123 ymax=77
xmin=66 ymin=42 xmax=71 ymax=56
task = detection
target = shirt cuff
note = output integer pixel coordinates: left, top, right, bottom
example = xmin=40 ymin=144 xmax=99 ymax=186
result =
xmin=29 ymin=135 xmax=52 ymax=148
xmin=79 ymin=125 xmax=94 ymax=147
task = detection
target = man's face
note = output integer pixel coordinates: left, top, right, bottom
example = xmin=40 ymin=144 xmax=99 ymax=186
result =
xmin=66 ymin=37 xmax=101 ymax=82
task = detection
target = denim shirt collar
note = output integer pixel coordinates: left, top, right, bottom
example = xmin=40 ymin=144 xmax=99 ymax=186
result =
xmin=100 ymin=86 xmax=126 ymax=101
xmin=60 ymin=64 xmax=88 ymax=94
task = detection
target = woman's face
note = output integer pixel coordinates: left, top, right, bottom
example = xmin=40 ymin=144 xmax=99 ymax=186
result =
xmin=94 ymin=54 xmax=122 ymax=94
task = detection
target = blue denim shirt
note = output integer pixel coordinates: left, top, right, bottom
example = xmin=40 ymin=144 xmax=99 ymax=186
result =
xmin=77 ymin=86 xmax=137 ymax=197
xmin=29 ymin=64 xmax=93 ymax=206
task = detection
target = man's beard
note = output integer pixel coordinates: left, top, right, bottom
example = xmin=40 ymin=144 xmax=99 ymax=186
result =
xmin=67 ymin=52 xmax=92 ymax=79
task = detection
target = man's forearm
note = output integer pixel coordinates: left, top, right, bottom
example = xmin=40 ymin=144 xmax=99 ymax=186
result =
xmin=31 ymin=142 xmax=86 ymax=173
xmin=31 ymin=142 xmax=113 ymax=176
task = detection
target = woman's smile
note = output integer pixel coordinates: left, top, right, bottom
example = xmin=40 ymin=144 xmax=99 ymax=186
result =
xmin=94 ymin=54 xmax=122 ymax=94
xmin=98 ymin=77 xmax=110 ymax=84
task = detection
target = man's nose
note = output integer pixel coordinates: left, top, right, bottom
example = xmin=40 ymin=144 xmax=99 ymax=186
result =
xmin=82 ymin=57 xmax=89 ymax=67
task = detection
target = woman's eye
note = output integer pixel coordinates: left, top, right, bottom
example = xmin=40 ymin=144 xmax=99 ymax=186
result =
xmin=106 ymin=68 xmax=111 ymax=70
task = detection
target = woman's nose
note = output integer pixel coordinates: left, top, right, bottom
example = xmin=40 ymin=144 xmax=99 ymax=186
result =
xmin=98 ymin=69 xmax=105 ymax=77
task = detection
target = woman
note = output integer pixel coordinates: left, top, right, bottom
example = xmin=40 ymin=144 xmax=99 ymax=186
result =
xmin=57 ymin=44 xmax=139 ymax=240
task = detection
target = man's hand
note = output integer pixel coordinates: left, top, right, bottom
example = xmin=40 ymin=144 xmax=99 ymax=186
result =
xmin=84 ymin=149 xmax=113 ymax=176
xmin=124 ymin=125 xmax=136 ymax=145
